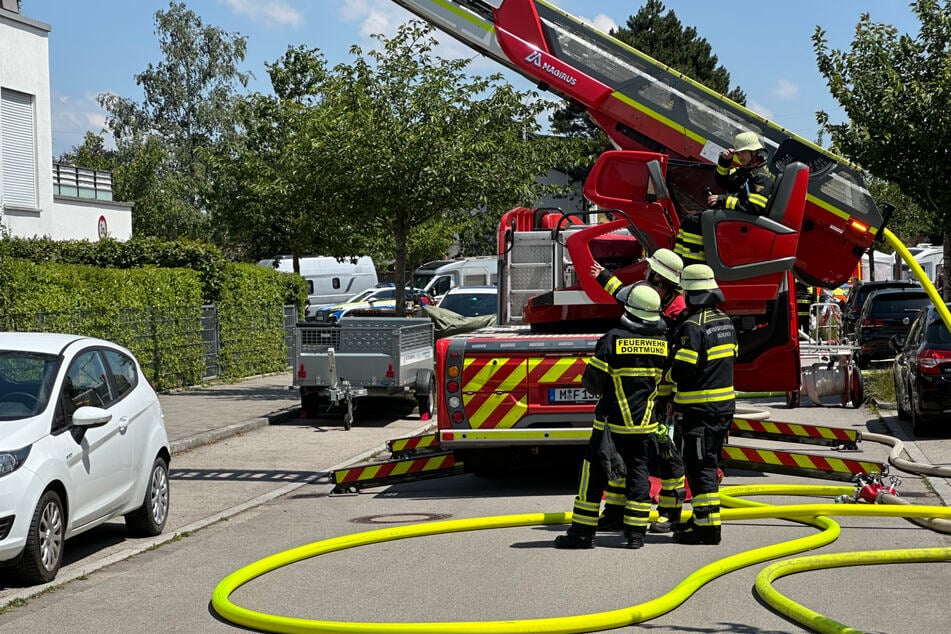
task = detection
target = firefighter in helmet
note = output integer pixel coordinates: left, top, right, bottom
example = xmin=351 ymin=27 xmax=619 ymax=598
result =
xmin=674 ymin=131 xmax=776 ymax=266
xmin=591 ymin=248 xmax=687 ymax=533
xmin=554 ymin=283 xmax=668 ymax=550
xmin=667 ymin=264 xmax=737 ymax=545
xmin=795 ymin=282 xmax=816 ymax=336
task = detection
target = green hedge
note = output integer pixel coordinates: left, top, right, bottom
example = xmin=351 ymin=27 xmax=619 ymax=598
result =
xmin=0 ymin=258 xmax=205 ymax=390
xmin=217 ymin=262 xmax=290 ymax=379
xmin=0 ymin=237 xmax=309 ymax=389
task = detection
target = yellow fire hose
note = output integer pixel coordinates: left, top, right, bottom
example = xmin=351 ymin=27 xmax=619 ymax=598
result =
xmin=212 ymin=483 xmax=951 ymax=634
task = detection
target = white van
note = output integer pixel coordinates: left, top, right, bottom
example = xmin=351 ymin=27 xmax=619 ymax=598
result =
xmin=411 ymin=256 xmax=498 ymax=302
xmin=258 ymin=255 xmax=378 ymax=306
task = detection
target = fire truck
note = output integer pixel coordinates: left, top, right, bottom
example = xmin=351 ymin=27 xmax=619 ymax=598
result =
xmin=329 ymin=0 xmax=888 ymax=491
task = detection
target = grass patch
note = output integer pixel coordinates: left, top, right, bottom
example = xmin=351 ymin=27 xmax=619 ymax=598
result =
xmin=0 ymin=598 xmax=27 ymax=614
xmin=862 ymin=369 xmax=895 ymax=411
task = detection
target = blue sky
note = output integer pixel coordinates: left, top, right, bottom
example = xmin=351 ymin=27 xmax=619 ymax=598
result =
xmin=28 ymin=0 xmax=923 ymax=158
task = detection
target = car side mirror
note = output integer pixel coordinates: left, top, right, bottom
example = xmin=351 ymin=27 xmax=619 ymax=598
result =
xmin=889 ymin=334 xmax=905 ymax=353
xmin=72 ymin=406 xmax=112 ymax=428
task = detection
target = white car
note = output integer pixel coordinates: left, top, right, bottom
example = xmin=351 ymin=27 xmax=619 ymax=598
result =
xmin=0 ymin=333 xmax=171 ymax=585
xmin=436 ymin=286 xmax=498 ymax=317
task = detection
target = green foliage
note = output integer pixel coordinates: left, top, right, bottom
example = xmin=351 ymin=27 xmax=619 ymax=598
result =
xmin=210 ymin=22 xmax=584 ymax=312
xmin=0 ymin=258 xmax=205 ymax=390
xmin=0 ymin=235 xmax=228 ymax=302
xmin=813 ymin=2 xmax=951 ymax=296
xmin=96 ymin=1 xmax=250 ymax=241
xmin=215 ymin=263 xmax=289 ymax=379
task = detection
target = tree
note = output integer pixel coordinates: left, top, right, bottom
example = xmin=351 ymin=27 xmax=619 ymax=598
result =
xmin=210 ymin=22 xmax=581 ymax=309
xmin=98 ymin=1 xmax=250 ymax=240
xmin=813 ymin=1 xmax=951 ymax=297
xmin=55 ymin=131 xmax=117 ymax=170
xmin=551 ymin=0 xmax=745 ymax=145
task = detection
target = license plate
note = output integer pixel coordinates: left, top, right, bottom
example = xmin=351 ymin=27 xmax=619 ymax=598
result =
xmin=549 ymin=387 xmax=597 ymax=403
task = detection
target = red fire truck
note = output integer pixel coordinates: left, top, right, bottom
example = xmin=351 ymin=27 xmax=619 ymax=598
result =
xmin=330 ymin=0 xmax=887 ymax=489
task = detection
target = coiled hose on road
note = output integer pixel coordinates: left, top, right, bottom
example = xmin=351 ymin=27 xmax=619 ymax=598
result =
xmin=212 ymin=483 xmax=951 ymax=634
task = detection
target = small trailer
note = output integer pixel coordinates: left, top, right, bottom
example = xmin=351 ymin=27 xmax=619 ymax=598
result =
xmin=787 ymin=302 xmax=863 ymax=409
xmin=291 ymin=317 xmax=435 ymax=429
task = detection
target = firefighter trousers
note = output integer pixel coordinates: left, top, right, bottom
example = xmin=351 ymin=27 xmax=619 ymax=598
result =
xmin=569 ymin=429 xmax=651 ymax=537
xmin=603 ymin=435 xmax=685 ymax=523
xmin=680 ymin=413 xmax=731 ymax=530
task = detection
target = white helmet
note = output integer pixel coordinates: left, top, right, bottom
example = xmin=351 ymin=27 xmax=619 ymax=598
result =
xmin=617 ymin=282 xmax=661 ymax=322
xmin=646 ymin=248 xmax=683 ymax=286
xmin=680 ymin=264 xmax=719 ymax=292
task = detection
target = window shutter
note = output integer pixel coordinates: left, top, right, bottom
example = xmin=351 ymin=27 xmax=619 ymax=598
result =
xmin=1 ymin=88 xmax=38 ymax=209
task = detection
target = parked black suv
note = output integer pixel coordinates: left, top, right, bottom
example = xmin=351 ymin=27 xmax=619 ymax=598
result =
xmin=854 ymin=287 xmax=930 ymax=368
xmin=842 ymin=279 xmax=921 ymax=339
xmin=891 ymin=303 xmax=951 ymax=435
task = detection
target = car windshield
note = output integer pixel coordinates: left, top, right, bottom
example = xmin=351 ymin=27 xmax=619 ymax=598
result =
xmin=0 ymin=351 xmax=61 ymax=420
xmin=439 ymin=293 xmax=497 ymax=317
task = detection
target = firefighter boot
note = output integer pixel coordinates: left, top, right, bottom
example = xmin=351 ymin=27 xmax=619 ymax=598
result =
xmin=596 ymin=506 xmax=624 ymax=532
xmin=673 ymin=522 xmax=721 ymax=545
xmin=648 ymin=515 xmax=673 ymax=533
xmin=554 ymin=525 xmax=594 ymax=549
xmin=623 ymin=529 xmax=645 ymax=550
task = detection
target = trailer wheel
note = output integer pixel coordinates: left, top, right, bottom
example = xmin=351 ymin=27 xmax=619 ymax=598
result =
xmin=848 ymin=364 xmax=864 ymax=408
xmin=415 ymin=369 xmax=436 ymax=420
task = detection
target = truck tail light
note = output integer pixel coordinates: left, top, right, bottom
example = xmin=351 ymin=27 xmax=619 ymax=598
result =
xmin=447 ymin=380 xmax=459 ymax=393
xmin=918 ymin=349 xmax=951 ymax=375
xmin=297 ymin=363 xmax=306 ymax=379
xmin=862 ymin=318 xmax=884 ymax=327
xmin=386 ymin=363 xmax=395 ymax=378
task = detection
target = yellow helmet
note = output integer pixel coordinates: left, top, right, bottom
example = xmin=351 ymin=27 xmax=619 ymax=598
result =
xmin=680 ymin=264 xmax=719 ymax=292
xmin=733 ymin=131 xmax=764 ymax=153
xmin=646 ymin=248 xmax=683 ymax=286
xmin=617 ymin=282 xmax=661 ymax=322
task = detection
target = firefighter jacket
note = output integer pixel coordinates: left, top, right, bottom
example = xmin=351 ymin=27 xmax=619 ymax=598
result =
xmin=596 ymin=269 xmax=687 ymax=330
xmin=673 ymin=213 xmax=706 ymax=267
xmin=582 ymin=314 xmax=668 ymax=435
xmin=795 ymin=284 xmax=815 ymax=325
xmin=713 ymin=155 xmax=776 ymax=215
xmin=669 ymin=305 xmax=738 ymax=417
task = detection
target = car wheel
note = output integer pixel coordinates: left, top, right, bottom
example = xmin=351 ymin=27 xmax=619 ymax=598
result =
xmin=894 ymin=375 xmax=910 ymax=420
xmin=856 ymin=352 xmax=870 ymax=370
xmin=784 ymin=390 xmax=800 ymax=409
xmin=415 ymin=369 xmax=436 ymax=420
xmin=126 ymin=457 xmax=170 ymax=537
xmin=16 ymin=490 xmax=65 ymax=585
xmin=910 ymin=394 xmax=932 ymax=437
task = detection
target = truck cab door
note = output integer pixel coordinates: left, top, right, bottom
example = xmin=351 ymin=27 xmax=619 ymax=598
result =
xmin=582 ymin=150 xmax=679 ymax=250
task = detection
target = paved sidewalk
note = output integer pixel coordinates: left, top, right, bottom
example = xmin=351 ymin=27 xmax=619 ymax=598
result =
xmin=158 ymin=373 xmax=301 ymax=455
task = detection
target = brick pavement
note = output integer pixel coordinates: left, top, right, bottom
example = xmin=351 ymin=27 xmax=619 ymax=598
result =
xmin=158 ymin=373 xmax=301 ymax=454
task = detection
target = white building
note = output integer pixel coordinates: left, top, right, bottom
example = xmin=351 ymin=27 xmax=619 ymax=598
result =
xmin=0 ymin=1 xmax=131 ymax=241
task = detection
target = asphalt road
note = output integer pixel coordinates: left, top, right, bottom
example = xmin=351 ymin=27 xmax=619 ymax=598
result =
xmin=1 ymin=396 xmax=949 ymax=633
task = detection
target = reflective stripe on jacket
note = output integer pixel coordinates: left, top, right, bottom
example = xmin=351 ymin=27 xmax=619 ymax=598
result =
xmin=670 ymin=306 xmax=737 ymax=417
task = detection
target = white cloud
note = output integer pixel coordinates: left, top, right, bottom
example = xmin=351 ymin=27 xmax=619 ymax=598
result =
xmin=222 ymin=0 xmax=302 ymax=28
xmin=773 ymin=79 xmax=799 ymax=99
xmin=747 ymin=99 xmax=774 ymax=122
xmin=583 ymin=13 xmax=618 ymax=34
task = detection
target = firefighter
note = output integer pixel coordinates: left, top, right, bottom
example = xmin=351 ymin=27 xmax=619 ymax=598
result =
xmin=668 ymin=264 xmax=737 ymax=546
xmin=591 ymin=249 xmax=687 ymax=533
xmin=674 ymin=131 xmax=776 ymax=266
xmin=795 ymin=282 xmax=815 ymax=336
xmin=554 ymin=283 xmax=668 ymax=550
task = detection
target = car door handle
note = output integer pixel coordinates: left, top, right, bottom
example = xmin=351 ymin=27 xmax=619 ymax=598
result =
xmin=118 ymin=416 xmax=130 ymax=432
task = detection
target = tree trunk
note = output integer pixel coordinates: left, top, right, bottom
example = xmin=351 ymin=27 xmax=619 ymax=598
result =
xmin=394 ymin=216 xmax=409 ymax=317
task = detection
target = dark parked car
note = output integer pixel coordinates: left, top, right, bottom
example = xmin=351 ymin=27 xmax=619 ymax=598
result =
xmin=891 ymin=303 xmax=951 ymax=435
xmin=854 ymin=287 xmax=930 ymax=368
xmin=842 ymin=279 xmax=921 ymax=339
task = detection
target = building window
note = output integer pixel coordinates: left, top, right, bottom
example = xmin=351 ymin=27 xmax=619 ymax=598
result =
xmin=1 ymin=88 xmax=38 ymax=209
